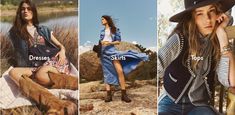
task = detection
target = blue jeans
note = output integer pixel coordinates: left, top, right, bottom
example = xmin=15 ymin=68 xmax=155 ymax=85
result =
xmin=158 ymin=95 xmax=217 ymax=115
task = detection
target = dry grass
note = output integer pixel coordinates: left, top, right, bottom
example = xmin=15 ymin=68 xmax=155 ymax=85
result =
xmin=0 ymin=31 xmax=14 ymax=76
xmin=52 ymin=25 xmax=78 ymax=69
xmin=0 ymin=4 xmax=77 ymax=17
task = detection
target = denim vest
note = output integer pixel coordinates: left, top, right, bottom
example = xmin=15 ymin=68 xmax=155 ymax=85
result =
xmin=9 ymin=25 xmax=58 ymax=67
xmin=163 ymin=33 xmax=215 ymax=103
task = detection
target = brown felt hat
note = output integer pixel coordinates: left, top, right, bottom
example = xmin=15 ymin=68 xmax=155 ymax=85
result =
xmin=170 ymin=0 xmax=235 ymax=22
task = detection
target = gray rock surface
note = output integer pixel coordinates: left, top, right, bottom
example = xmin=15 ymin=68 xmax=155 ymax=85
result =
xmin=80 ymin=80 xmax=157 ymax=115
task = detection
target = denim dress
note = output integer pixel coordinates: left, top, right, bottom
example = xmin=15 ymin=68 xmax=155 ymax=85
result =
xmin=100 ymin=28 xmax=149 ymax=85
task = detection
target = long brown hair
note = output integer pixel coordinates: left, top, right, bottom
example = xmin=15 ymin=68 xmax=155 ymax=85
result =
xmin=169 ymin=3 xmax=223 ymax=71
xmin=102 ymin=15 xmax=117 ymax=34
xmin=10 ymin=0 xmax=39 ymax=42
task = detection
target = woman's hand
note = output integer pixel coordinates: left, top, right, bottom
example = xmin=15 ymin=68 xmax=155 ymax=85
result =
xmin=55 ymin=48 xmax=66 ymax=65
xmin=216 ymin=13 xmax=231 ymax=50
xmin=216 ymin=13 xmax=231 ymax=29
xmin=50 ymin=33 xmax=67 ymax=65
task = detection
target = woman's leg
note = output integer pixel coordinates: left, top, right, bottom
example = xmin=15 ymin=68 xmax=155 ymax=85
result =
xmin=187 ymin=106 xmax=216 ymax=115
xmin=8 ymin=67 xmax=34 ymax=86
xmin=158 ymin=95 xmax=182 ymax=115
xmin=113 ymin=60 xmax=126 ymax=90
xmin=104 ymin=84 xmax=112 ymax=102
xmin=113 ymin=60 xmax=131 ymax=102
xmin=9 ymin=67 xmax=77 ymax=114
xmin=19 ymin=74 xmax=77 ymax=114
xmin=158 ymin=95 xmax=199 ymax=115
xmin=34 ymin=65 xmax=59 ymax=87
xmin=106 ymin=84 xmax=111 ymax=91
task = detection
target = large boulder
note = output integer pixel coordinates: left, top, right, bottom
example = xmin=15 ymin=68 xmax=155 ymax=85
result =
xmin=79 ymin=42 xmax=141 ymax=81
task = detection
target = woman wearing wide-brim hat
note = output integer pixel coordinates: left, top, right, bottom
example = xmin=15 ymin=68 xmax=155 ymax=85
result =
xmin=157 ymin=0 xmax=235 ymax=114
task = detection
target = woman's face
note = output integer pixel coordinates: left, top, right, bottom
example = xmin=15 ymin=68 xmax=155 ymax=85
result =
xmin=194 ymin=5 xmax=219 ymax=36
xmin=21 ymin=3 xmax=33 ymax=23
xmin=101 ymin=17 xmax=108 ymax=25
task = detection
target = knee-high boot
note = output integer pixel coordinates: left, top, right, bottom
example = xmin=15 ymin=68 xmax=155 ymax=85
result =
xmin=47 ymin=72 xmax=78 ymax=90
xmin=19 ymin=75 xmax=77 ymax=115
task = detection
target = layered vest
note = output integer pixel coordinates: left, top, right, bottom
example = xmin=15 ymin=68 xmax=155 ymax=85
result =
xmin=163 ymin=33 xmax=216 ymax=102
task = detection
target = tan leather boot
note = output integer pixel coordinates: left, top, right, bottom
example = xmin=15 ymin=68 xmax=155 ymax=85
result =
xmin=227 ymin=88 xmax=235 ymax=115
xmin=48 ymin=72 xmax=78 ymax=90
xmin=19 ymin=75 xmax=77 ymax=115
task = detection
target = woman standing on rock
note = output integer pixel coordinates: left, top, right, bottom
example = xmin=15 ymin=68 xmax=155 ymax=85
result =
xmin=157 ymin=0 xmax=235 ymax=114
xmin=8 ymin=0 xmax=77 ymax=114
xmin=98 ymin=15 xmax=148 ymax=103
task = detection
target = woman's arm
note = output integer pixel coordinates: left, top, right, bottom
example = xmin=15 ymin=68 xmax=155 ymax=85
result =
xmin=50 ymin=33 xmax=66 ymax=65
xmin=101 ymin=41 xmax=120 ymax=46
xmin=157 ymin=33 xmax=182 ymax=78
xmin=217 ymin=49 xmax=235 ymax=87
xmin=110 ymin=41 xmax=120 ymax=45
xmin=216 ymin=14 xmax=235 ymax=87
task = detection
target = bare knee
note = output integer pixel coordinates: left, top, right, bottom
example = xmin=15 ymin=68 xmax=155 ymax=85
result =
xmin=9 ymin=68 xmax=23 ymax=86
xmin=35 ymin=66 xmax=57 ymax=86
xmin=39 ymin=66 xmax=58 ymax=73
xmin=9 ymin=68 xmax=16 ymax=78
xmin=9 ymin=67 xmax=34 ymax=85
xmin=9 ymin=68 xmax=21 ymax=82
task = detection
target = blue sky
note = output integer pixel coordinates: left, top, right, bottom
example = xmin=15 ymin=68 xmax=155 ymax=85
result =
xmin=80 ymin=0 xmax=157 ymax=48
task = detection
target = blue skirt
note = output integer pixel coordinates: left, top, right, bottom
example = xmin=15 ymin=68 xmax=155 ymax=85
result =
xmin=100 ymin=45 xmax=149 ymax=85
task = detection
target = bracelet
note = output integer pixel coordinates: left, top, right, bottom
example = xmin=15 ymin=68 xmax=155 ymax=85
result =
xmin=221 ymin=44 xmax=232 ymax=54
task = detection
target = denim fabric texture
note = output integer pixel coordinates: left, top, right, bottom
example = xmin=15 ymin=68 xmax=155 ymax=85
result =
xmin=99 ymin=28 xmax=148 ymax=85
xmin=158 ymin=95 xmax=216 ymax=115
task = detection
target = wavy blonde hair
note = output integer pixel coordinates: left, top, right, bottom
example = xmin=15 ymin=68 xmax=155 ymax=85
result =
xmin=169 ymin=3 xmax=223 ymax=71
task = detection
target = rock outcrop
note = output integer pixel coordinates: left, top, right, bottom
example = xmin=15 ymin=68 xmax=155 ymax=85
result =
xmin=80 ymin=80 xmax=157 ymax=115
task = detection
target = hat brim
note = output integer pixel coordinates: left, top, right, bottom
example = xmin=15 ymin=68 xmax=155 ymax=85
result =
xmin=170 ymin=0 xmax=235 ymax=22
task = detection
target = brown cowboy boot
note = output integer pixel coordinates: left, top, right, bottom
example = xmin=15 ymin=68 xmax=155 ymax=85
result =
xmin=47 ymin=72 xmax=78 ymax=90
xmin=19 ymin=75 xmax=77 ymax=115
xmin=121 ymin=90 xmax=131 ymax=103
xmin=104 ymin=90 xmax=112 ymax=102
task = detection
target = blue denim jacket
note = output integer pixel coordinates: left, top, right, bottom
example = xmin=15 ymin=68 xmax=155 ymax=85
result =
xmin=99 ymin=28 xmax=121 ymax=42
xmin=9 ymin=25 xmax=58 ymax=67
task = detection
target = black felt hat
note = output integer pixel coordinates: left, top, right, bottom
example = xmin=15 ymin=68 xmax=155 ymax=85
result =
xmin=170 ymin=0 xmax=235 ymax=22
